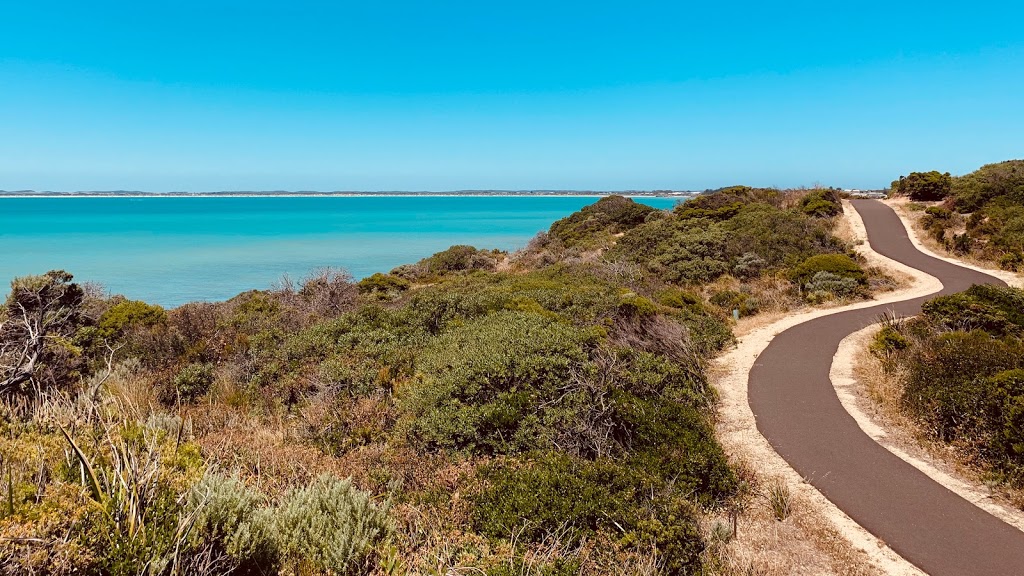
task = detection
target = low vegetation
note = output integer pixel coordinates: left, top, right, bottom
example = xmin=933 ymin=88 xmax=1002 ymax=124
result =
xmin=1 ymin=188 xmax=883 ymax=574
xmin=871 ymin=285 xmax=1024 ymax=498
xmin=891 ymin=160 xmax=1024 ymax=270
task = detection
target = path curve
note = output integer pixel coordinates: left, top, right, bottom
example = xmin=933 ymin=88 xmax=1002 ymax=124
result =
xmin=748 ymin=200 xmax=1024 ymax=575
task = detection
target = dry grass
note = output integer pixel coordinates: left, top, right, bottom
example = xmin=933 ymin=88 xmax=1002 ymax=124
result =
xmin=699 ymin=466 xmax=883 ymax=576
xmin=831 ymin=209 xmax=861 ymax=248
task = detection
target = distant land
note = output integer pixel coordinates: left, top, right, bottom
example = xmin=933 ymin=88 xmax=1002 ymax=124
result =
xmin=0 ymin=189 xmax=696 ymax=198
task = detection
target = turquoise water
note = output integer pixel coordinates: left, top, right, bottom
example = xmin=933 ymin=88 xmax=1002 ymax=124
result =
xmin=0 ymin=196 xmax=678 ymax=306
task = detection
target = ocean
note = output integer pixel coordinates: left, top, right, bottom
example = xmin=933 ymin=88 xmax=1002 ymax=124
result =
xmin=0 ymin=195 xmax=679 ymax=307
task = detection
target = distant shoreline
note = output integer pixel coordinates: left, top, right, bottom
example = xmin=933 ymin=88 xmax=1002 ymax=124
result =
xmin=0 ymin=190 xmax=694 ymax=199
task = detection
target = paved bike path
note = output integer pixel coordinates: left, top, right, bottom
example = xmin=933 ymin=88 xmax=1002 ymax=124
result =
xmin=748 ymin=199 xmax=1024 ymax=575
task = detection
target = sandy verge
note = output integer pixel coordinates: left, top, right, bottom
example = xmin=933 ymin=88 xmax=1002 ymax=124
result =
xmin=831 ymin=326 xmax=1024 ymax=534
xmin=711 ymin=200 xmax=934 ymax=575
xmin=885 ymin=198 xmax=1023 ymax=288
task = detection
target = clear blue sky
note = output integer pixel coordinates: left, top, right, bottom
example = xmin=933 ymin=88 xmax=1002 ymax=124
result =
xmin=2 ymin=1 xmax=1022 ymax=191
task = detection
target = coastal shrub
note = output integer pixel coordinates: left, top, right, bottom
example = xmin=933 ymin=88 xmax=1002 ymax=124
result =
xmin=920 ymin=285 xmax=1024 ymax=337
xmin=624 ymin=496 xmax=706 ymax=573
xmin=870 ymin=325 xmax=911 ymax=357
xmin=799 ymin=189 xmax=842 ymax=218
xmin=548 ymin=195 xmax=657 ymax=248
xmin=707 ymin=289 xmax=761 ymax=317
xmin=616 ymin=294 xmax=658 ymax=318
xmin=890 ymin=170 xmax=952 ymax=201
xmin=172 ymin=362 xmax=216 ymax=401
xmin=905 ymin=161 xmax=1024 ymax=266
xmin=294 ymin=267 xmax=358 ymax=318
xmin=405 ymin=310 xmax=594 ymax=454
xmin=473 ymin=454 xmax=707 ymax=572
xmin=98 ymin=299 xmax=167 ymax=338
xmin=902 ymin=330 xmax=1024 ymax=442
xmin=951 ymin=159 xmax=1024 ymax=213
xmin=187 ymin=472 xmax=277 ymax=570
xmin=790 ymin=254 xmax=865 ymax=287
xmin=645 ymin=222 xmax=730 ymax=284
xmin=732 ymin=252 xmax=767 ymax=279
xmin=882 ymin=286 xmax=1024 ymax=486
xmin=655 ymin=288 xmax=703 ymax=310
xmin=390 ymin=245 xmax=505 ymax=281
xmin=803 ymin=271 xmax=862 ymax=299
xmin=674 ymin=186 xmax=780 ymax=220
xmin=473 ymin=454 xmax=623 ymax=542
xmin=721 ymin=203 xmax=846 ymax=270
xmin=607 ymin=189 xmax=849 ymax=291
xmin=428 ymin=245 xmax=503 ymax=274
xmin=951 ymin=232 xmax=972 ymax=254
xmin=1000 ymin=251 xmax=1024 ymax=272
xmin=356 ymin=272 xmax=410 ymax=296
xmin=186 ymin=473 xmax=390 ymax=574
xmin=272 ymin=475 xmax=391 ymax=575
xmin=986 ymin=369 xmax=1024 ymax=477
xmin=676 ymin=200 xmax=743 ymax=221
xmin=1 ymin=270 xmax=89 ymax=404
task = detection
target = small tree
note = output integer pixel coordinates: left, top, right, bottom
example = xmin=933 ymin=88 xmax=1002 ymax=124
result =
xmin=0 ymin=270 xmax=86 ymax=400
xmin=890 ymin=171 xmax=952 ymax=201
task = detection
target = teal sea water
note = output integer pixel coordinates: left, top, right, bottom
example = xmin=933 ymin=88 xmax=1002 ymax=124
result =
xmin=0 ymin=196 xmax=678 ymax=307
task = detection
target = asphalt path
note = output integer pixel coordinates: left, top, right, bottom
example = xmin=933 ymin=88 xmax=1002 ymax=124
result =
xmin=748 ymin=199 xmax=1024 ymax=575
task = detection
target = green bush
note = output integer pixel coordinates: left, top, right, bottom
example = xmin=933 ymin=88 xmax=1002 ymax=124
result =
xmin=616 ymin=294 xmax=659 ymax=318
xmin=1000 ymin=251 xmax=1024 ymax=272
xmin=921 ymin=285 xmax=1024 ymax=337
xmin=187 ymin=472 xmax=277 ymax=570
xmin=986 ymin=369 xmax=1024 ymax=477
xmin=405 ymin=310 xmax=594 ymax=454
xmin=902 ymin=330 xmax=1024 ymax=443
xmin=656 ymin=289 xmax=703 ymax=310
xmin=607 ymin=189 xmax=848 ymax=288
xmin=98 ymin=299 xmax=167 ymax=338
xmin=172 ymin=362 xmax=216 ymax=401
xmin=709 ymin=289 xmax=760 ymax=316
xmin=951 ymin=159 xmax=1024 ymax=213
xmin=548 ymin=195 xmax=657 ymax=248
xmin=356 ymin=272 xmax=410 ymax=295
xmin=473 ymin=454 xmax=708 ymax=572
xmin=870 ymin=325 xmax=911 ymax=357
xmin=883 ymin=287 xmax=1024 ymax=486
xmin=473 ymin=454 xmax=625 ymax=542
xmin=652 ymin=223 xmax=728 ymax=282
xmin=803 ymin=271 xmax=862 ymax=299
xmin=799 ymin=189 xmax=842 ymax=218
xmin=674 ymin=186 xmax=780 ymax=220
xmin=721 ymin=203 xmax=846 ymax=270
xmin=790 ymin=254 xmax=865 ymax=287
xmin=272 ymin=475 xmax=391 ymax=575
xmin=890 ymin=170 xmax=952 ymax=201
xmin=426 ymin=245 xmax=503 ymax=274
xmin=732 ymin=252 xmax=766 ymax=279
xmin=951 ymin=232 xmax=972 ymax=254
xmin=185 ymin=472 xmax=390 ymax=574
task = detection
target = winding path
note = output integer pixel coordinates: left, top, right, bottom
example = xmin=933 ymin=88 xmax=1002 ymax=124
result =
xmin=748 ymin=200 xmax=1024 ymax=575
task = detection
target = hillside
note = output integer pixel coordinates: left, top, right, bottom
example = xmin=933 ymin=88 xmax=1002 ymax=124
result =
xmin=891 ymin=160 xmax=1024 ymax=270
xmin=0 ymin=189 xmax=887 ymax=575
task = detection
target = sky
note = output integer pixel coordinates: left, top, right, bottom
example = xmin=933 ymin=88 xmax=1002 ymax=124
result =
xmin=1 ymin=1 xmax=1022 ymax=192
